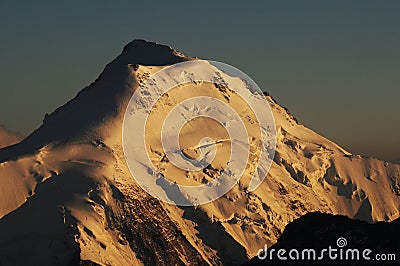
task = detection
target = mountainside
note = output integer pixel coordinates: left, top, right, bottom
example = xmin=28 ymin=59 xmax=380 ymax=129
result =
xmin=0 ymin=40 xmax=399 ymax=266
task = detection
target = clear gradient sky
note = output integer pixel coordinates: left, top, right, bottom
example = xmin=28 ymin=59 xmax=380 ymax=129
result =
xmin=0 ymin=1 xmax=399 ymax=163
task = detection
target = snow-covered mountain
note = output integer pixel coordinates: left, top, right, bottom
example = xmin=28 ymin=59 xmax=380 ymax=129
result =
xmin=0 ymin=40 xmax=399 ymax=265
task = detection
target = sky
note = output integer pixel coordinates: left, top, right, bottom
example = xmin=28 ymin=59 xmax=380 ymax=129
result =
xmin=0 ymin=1 xmax=399 ymax=163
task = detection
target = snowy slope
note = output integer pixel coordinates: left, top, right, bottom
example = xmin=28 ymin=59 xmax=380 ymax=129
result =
xmin=0 ymin=40 xmax=399 ymax=265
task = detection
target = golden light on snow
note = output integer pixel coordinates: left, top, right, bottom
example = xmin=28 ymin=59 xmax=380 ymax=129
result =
xmin=145 ymin=81 xmax=264 ymax=187
xmin=122 ymin=60 xmax=276 ymax=206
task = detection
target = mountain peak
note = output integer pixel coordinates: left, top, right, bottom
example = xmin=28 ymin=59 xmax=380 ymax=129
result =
xmin=0 ymin=40 xmax=192 ymax=161
xmin=122 ymin=39 xmax=168 ymax=52
xmin=117 ymin=39 xmax=191 ymax=66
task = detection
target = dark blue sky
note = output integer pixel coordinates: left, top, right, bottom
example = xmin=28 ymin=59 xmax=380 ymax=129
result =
xmin=0 ymin=1 xmax=399 ymax=163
